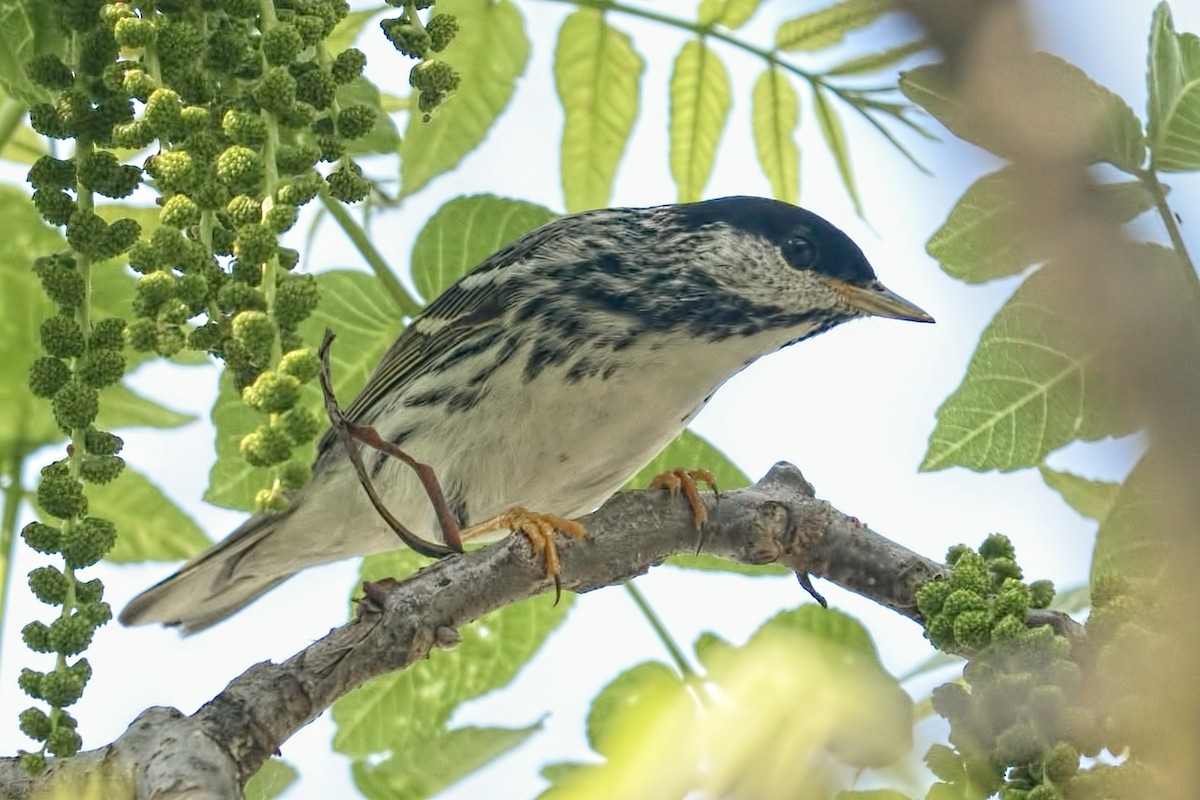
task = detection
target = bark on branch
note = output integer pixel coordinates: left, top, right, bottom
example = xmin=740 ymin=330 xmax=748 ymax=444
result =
xmin=0 ymin=463 xmax=1082 ymax=799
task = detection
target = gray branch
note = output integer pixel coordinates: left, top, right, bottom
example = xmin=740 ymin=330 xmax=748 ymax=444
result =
xmin=0 ymin=463 xmax=1081 ymax=799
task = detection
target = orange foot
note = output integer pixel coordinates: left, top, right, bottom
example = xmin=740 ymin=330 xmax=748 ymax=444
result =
xmin=649 ymin=468 xmax=718 ymax=528
xmin=461 ymin=507 xmax=587 ymax=579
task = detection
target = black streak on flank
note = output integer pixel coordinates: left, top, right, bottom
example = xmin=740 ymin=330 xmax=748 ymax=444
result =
xmin=448 ymin=492 xmax=469 ymax=529
xmin=404 ymin=386 xmax=453 ymax=408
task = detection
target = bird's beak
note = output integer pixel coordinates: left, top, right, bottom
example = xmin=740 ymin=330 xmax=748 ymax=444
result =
xmin=831 ymin=279 xmax=934 ymax=323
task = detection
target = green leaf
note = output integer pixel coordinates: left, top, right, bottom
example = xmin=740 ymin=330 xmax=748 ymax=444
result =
xmin=625 ymin=429 xmax=748 ymax=490
xmin=749 ymin=606 xmax=912 ymax=767
xmin=301 ymin=270 xmax=408 ymax=401
xmin=812 ymin=83 xmax=862 ymax=215
xmin=750 ymin=67 xmax=800 ymax=205
xmin=410 ymin=194 xmax=557 ymax=302
xmin=921 ymin=259 xmax=1152 ymax=473
xmin=1092 ymin=452 xmax=1166 ymax=586
xmin=697 ymin=0 xmax=762 ymax=29
xmin=333 ymin=591 xmax=573 ymax=756
xmin=0 ymin=0 xmax=62 ymax=104
xmin=692 ymin=630 xmax=734 ymax=672
xmin=898 ymin=650 xmax=961 ymax=683
xmin=927 ymin=170 xmax=1159 ymax=284
xmin=1147 ymin=4 xmax=1200 ymax=171
xmin=379 ymin=92 xmax=408 ymax=114
xmin=338 ymin=77 xmax=402 ymax=157
xmin=353 ymin=724 xmax=541 ymax=800
xmin=399 ymin=0 xmax=530 ymax=198
xmin=554 ymin=10 xmax=644 ymax=213
xmin=1147 ymin=2 xmax=1188 ymax=156
xmin=1154 ymin=71 xmax=1200 ymax=170
xmin=900 ymin=55 xmax=1146 ymax=171
xmin=751 ymin=605 xmax=880 ymax=662
xmin=96 ymin=383 xmax=194 ymax=431
xmin=91 ymin=466 xmax=210 ymax=563
xmin=927 ymin=168 xmax=1032 ymax=283
xmin=1050 ymin=582 xmax=1090 ymax=614
xmin=0 ymin=188 xmax=80 ymax=454
xmin=668 ymin=39 xmax=732 ymax=203
xmin=0 ymin=94 xmax=46 ymax=165
xmin=205 ymin=270 xmax=404 ymax=511
xmin=244 ymin=759 xmax=299 ymax=800
xmin=776 ymin=0 xmax=889 ymax=53
xmin=326 ymin=5 xmax=386 ymax=54
xmin=825 ymin=38 xmax=929 ymax=76
xmin=1038 ymin=464 xmax=1119 ymax=523
xmin=586 ymin=661 xmax=686 ymax=757
xmin=669 ymin=552 xmax=791 ymax=576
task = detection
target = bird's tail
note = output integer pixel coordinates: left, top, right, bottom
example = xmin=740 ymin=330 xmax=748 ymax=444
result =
xmin=119 ymin=512 xmax=294 ymax=634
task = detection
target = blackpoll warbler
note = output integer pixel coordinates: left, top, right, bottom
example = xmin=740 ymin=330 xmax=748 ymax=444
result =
xmin=122 ymin=196 xmax=932 ymax=632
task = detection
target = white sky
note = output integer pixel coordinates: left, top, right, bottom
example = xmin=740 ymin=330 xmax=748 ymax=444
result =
xmin=2 ymin=1 xmax=1198 ymax=798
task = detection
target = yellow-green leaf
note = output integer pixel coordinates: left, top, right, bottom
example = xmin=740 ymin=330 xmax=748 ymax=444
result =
xmin=812 ymin=84 xmax=861 ymax=215
xmin=333 ymin=592 xmax=573 ymax=754
xmin=97 ymin=466 xmax=210 ymax=563
xmin=625 ymin=429 xmax=748 ymax=491
xmin=1154 ymin=80 xmax=1200 ymax=170
xmin=1147 ymin=2 xmax=1187 ymax=153
xmin=750 ymin=67 xmax=800 ymax=205
xmin=353 ymin=725 xmax=542 ymax=800
xmin=668 ymin=40 xmax=732 ymax=203
xmin=1038 ymin=464 xmax=1118 ymax=523
xmin=901 ymin=55 xmax=1146 ymax=171
xmin=918 ymin=254 xmax=1170 ymax=472
xmin=1147 ymin=4 xmax=1200 ymax=171
xmin=0 ymin=90 xmax=45 ymax=164
xmin=697 ymin=0 xmax=762 ymax=29
xmin=1092 ymin=451 xmax=1167 ymax=586
xmin=825 ymin=38 xmax=929 ymax=76
xmin=410 ymin=194 xmax=556 ymax=301
xmin=326 ymin=5 xmax=386 ymax=54
xmin=244 ymin=759 xmax=299 ymax=800
xmin=554 ymin=10 xmax=644 ymax=213
xmin=776 ymin=0 xmax=888 ymax=53
xmin=399 ymin=0 xmax=530 ymax=198
xmin=586 ymin=662 xmax=687 ymax=758
xmin=0 ymin=0 xmax=62 ymax=104
xmin=928 ymin=169 xmax=1161 ymax=283
xmin=338 ymin=76 xmax=401 ymax=157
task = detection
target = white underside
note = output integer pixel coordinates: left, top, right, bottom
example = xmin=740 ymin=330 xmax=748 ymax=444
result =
xmin=241 ymin=323 xmax=811 ymax=578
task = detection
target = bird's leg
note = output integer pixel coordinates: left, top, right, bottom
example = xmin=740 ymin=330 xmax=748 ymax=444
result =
xmin=648 ymin=468 xmax=719 ymax=552
xmin=318 ymin=329 xmax=463 ymax=556
xmin=459 ymin=507 xmax=587 ymax=601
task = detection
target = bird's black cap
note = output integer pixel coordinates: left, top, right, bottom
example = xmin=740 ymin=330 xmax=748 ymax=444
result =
xmin=670 ymin=196 xmax=877 ymax=285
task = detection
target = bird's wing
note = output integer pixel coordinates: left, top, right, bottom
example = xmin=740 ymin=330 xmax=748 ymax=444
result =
xmin=317 ymin=281 xmax=506 ymax=454
xmin=316 ymin=217 xmax=578 ymax=455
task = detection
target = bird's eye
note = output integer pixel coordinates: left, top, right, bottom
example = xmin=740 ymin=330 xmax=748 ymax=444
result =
xmin=783 ymin=235 xmax=817 ymax=270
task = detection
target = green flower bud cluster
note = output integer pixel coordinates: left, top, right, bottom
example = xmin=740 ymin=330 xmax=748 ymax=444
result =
xmin=18 ymin=452 xmax=119 ymax=767
xmin=919 ymin=535 xmax=1107 ymax=800
xmin=380 ymin=2 xmax=460 ymax=118
xmin=17 ymin=0 xmax=423 ymax=765
xmin=917 ymin=534 xmax=1053 ymax=653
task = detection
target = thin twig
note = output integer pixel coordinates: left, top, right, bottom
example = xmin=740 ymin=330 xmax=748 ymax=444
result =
xmin=317 ymin=329 xmax=459 ymax=558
